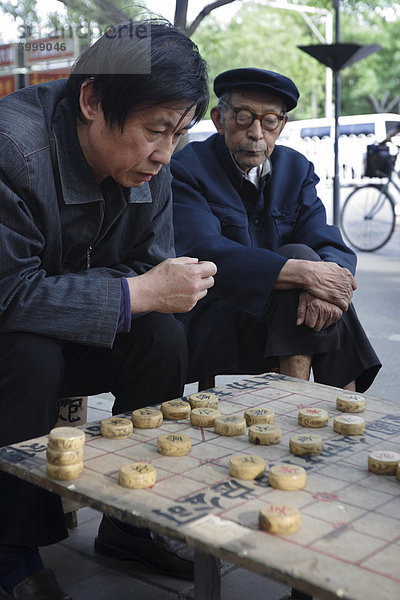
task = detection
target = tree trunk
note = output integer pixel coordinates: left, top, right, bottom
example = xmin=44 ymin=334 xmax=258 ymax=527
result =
xmin=174 ymin=0 xmax=189 ymax=30
xmin=57 ymin=0 xmax=238 ymax=38
xmin=186 ymin=0 xmax=238 ymax=37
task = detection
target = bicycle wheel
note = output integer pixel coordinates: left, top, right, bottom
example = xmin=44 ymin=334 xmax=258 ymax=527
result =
xmin=340 ymin=185 xmax=396 ymax=251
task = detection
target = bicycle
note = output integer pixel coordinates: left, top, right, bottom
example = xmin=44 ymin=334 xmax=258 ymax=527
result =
xmin=340 ymin=129 xmax=400 ymax=252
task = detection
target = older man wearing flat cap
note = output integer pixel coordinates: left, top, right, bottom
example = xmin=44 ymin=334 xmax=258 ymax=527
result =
xmin=171 ymin=67 xmax=380 ymax=391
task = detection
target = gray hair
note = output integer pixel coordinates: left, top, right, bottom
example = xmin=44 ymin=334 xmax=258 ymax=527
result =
xmin=217 ymin=90 xmax=235 ymax=122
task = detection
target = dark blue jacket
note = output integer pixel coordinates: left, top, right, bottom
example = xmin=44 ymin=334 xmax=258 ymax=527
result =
xmin=171 ymin=133 xmax=356 ymax=378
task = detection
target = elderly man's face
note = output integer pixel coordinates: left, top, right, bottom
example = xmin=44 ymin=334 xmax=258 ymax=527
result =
xmin=211 ymin=91 xmax=287 ymax=173
xmin=77 ymin=81 xmax=195 ymax=186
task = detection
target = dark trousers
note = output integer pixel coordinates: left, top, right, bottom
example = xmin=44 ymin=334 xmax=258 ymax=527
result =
xmin=235 ymin=288 xmax=380 ymax=391
xmin=0 ymin=313 xmax=187 ymax=547
xmin=185 ymin=244 xmax=381 ymax=392
xmin=237 ymin=244 xmax=381 ymax=391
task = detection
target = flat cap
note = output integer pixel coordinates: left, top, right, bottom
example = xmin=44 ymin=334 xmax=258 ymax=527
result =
xmin=214 ymin=67 xmax=299 ymax=111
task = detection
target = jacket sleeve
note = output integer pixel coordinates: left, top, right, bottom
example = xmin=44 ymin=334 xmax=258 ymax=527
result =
xmin=0 ymin=132 xmax=175 ymax=347
xmin=172 ymin=156 xmax=288 ymax=319
xmin=0 ymin=135 xmax=120 ymax=347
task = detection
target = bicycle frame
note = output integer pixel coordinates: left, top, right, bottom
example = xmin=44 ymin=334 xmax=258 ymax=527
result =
xmin=340 ymin=135 xmax=399 ymax=252
xmin=376 ymin=169 xmax=400 ymax=210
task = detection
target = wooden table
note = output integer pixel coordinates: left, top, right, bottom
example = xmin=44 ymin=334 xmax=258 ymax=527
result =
xmin=0 ymin=373 xmax=399 ymax=600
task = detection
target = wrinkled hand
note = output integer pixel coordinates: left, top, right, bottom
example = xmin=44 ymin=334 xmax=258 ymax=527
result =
xmin=127 ymin=257 xmax=217 ymax=314
xmin=304 ymin=261 xmax=357 ymax=311
xmin=297 ymin=291 xmax=343 ymax=331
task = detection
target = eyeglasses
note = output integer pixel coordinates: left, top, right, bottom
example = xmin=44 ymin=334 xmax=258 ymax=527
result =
xmin=222 ymin=101 xmax=285 ymax=132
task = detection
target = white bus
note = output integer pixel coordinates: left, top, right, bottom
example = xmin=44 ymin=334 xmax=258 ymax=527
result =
xmin=280 ymin=113 xmax=400 ymax=144
xmin=278 ymin=113 xmax=400 ymax=184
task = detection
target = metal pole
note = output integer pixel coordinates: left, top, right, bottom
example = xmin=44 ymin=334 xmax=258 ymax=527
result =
xmin=325 ymin=11 xmax=333 ymax=118
xmin=332 ymin=0 xmax=340 ymax=226
xmin=17 ymin=43 xmax=26 ymax=90
xmin=333 ymin=70 xmax=340 ymax=226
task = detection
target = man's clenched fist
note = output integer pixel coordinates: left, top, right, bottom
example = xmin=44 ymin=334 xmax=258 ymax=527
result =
xmin=127 ymin=257 xmax=217 ymax=314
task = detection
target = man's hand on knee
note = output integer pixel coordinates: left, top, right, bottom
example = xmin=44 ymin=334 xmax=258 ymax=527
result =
xmin=127 ymin=257 xmax=217 ymax=314
xmin=296 ymin=291 xmax=343 ymax=332
xmin=303 ymin=261 xmax=356 ymax=311
xmin=276 ymin=259 xmax=357 ymax=311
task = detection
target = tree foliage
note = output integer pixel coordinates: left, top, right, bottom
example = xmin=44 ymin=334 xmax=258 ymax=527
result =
xmin=0 ymin=0 xmax=40 ymax=37
xmin=339 ymin=11 xmax=400 ymax=115
xmin=0 ymin=0 xmax=398 ymax=117
xmin=192 ymin=1 xmax=400 ymax=118
xmin=193 ymin=3 xmax=325 ymax=119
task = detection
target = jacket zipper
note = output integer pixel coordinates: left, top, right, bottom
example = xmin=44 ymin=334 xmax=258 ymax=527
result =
xmin=84 ymin=196 xmax=128 ymax=270
xmin=86 ymin=246 xmax=92 ymax=270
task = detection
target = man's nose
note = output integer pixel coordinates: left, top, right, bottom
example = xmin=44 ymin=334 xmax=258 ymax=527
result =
xmin=151 ymin=138 xmax=174 ymax=165
xmin=247 ymin=118 xmax=264 ymax=140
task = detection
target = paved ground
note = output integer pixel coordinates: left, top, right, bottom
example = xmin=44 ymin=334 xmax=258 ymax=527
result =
xmin=348 ymin=212 xmax=400 ymax=403
xmin=319 ymin=180 xmax=399 ymax=403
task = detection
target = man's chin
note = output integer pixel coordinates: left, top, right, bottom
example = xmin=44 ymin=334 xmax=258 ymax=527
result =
xmin=236 ymin=153 xmax=266 ymax=171
xmin=238 ymin=160 xmax=264 ymax=172
xmin=117 ymin=176 xmax=146 ymax=188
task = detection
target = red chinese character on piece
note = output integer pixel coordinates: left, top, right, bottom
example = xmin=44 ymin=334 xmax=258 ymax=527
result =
xmin=280 ymin=465 xmax=296 ymax=474
xmin=307 ymin=408 xmax=319 ymax=414
xmin=379 ymin=452 xmax=392 ymax=459
xmin=272 ymin=505 xmax=287 ymax=515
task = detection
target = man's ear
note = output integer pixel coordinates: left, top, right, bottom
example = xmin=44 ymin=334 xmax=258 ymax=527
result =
xmin=79 ymin=79 xmax=100 ymax=122
xmin=210 ymin=106 xmax=224 ymax=135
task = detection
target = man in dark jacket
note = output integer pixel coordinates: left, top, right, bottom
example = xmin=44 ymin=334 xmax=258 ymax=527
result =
xmin=172 ymin=68 xmax=380 ymax=391
xmin=0 ymin=20 xmax=216 ymax=598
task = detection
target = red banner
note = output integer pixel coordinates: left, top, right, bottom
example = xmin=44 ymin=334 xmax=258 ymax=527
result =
xmin=0 ymin=75 xmax=16 ymax=99
xmin=0 ymin=44 xmax=15 ymax=67
xmin=28 ymin=68 xmax=70 ymax=86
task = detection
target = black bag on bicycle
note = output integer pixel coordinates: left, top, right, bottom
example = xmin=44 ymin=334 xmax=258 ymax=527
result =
xmin=364 ymin=143 xmax=396 ymax=178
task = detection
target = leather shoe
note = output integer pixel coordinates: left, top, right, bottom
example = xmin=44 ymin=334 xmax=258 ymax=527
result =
xmin=94 ymin=515 xmax=194 ymax=580
xmin=0 ymin=569 xmax=72 ymax=600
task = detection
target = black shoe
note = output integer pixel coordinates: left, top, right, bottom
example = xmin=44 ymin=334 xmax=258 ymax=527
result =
xmin=94 ymin=515 xmax=194 ymax=580
xmin=0 ymin=569 xmax=72 ymax=600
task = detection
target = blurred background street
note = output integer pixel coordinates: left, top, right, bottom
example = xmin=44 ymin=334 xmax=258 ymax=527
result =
xmin=349 ymin=216 xmax=400 ymax=403
xmin=316 ymin=182 xmax=400 ymax=404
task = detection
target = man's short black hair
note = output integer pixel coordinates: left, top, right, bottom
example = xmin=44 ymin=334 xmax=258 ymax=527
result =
xmin=67 ymin=18 xmax=209 ymax=131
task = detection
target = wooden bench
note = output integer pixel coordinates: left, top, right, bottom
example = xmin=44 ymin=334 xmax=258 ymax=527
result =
xmin=56 ymin=396 xmax=88 ymax=429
